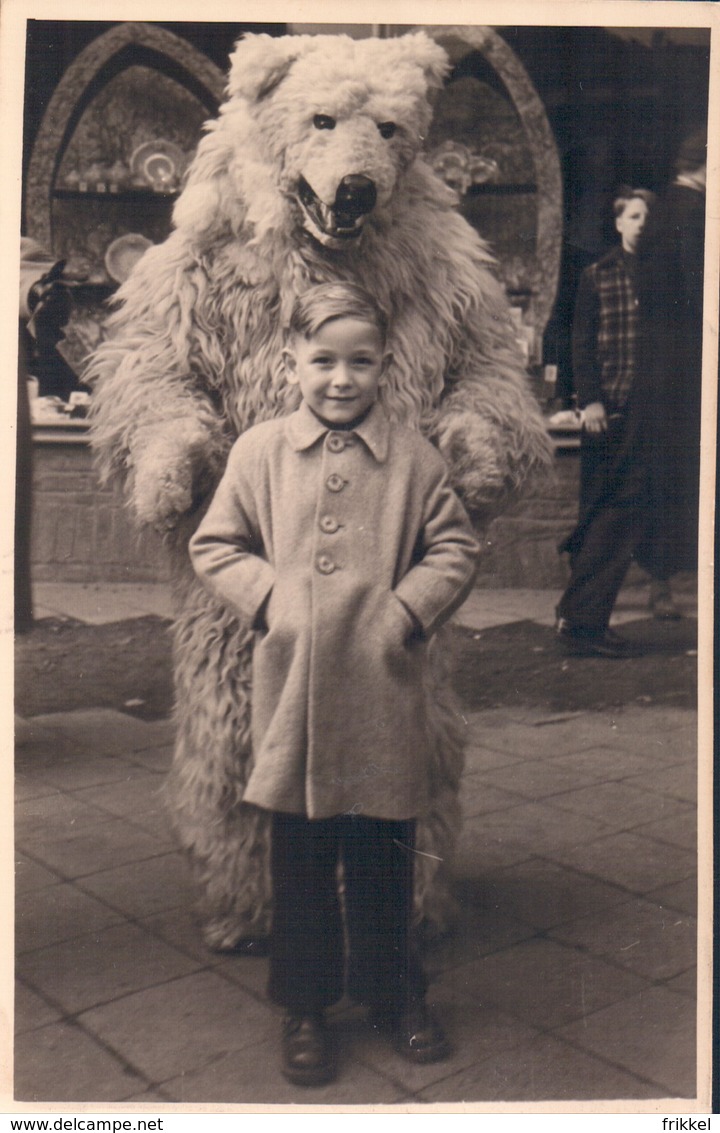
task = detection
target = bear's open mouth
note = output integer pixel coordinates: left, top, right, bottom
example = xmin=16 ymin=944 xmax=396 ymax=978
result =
xmin=297 ymin=176 xmax=366 ymax=240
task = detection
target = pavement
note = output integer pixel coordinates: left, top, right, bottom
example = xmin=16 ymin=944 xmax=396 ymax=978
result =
xmin=13 ymin=580 xmax=706 ymax=1109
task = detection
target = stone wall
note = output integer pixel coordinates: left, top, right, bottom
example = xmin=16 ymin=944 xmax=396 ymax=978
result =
xmin=476 ymin=447 xmax=578 ymax=589
xmin=30 ymin=435 xmax=170 ymax=583
xmin=29 ymin=434 xmax=580 ymax=588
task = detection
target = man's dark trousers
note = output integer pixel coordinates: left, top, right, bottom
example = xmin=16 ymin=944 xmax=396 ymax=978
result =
xmin=557 ymin=418 xmax=649 ymax=635
xmin=268 ymin=811 xmax=427 ymax=1012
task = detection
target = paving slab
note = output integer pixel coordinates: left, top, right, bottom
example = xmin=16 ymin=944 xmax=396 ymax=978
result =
xmin=415 ymin=1032 xmax=661 ymax=1102
xmin=354 ymin=1000 xmax=540 ymax=1098
xmin=18 ymin=921 xmax=203 ymax=1016
xmin=665 ymin=968 xmax=698 ymax=999
xmin=544 ymin=745 xmax=673 ymax=783
xmin=476 ymin=757 xmax=606 ymax=799
xmin=16 ymin=881 xmax=125 ymax=954
xmin=548 ymin=897 xmax=697 ymax=982
xmin=459 ymin=858 xmax=629 ymax=933
xmin=139 ymin=906 xmax=227 ymax=967
xmin=17 ymin=748 xmax=140 ymax=793
xmin=623 ymin=760 xmax=698 ymax=803
xmin=459 ymin=776 xmax=526 ymax=819
xmin=124 ymin=742 xmax=175 ymax=774
xmin=645 ymin=877 xmax=698 ymax=918
xmin=14 ymin=852 xmax=63 ymax=895
xmin=160 ymin=1026 xmax=410 ymax=1106
xmin=436 ymin=937 xmax=648 ymax=1032
xmin=634 ymin=813 xmax=698 ymax=852
xmin=18 ymin=819 xmax=174 ymax=880
xmin=14 ymin=1019 xmax=149 ymax=1103
xmin=452 ymin=815 xmax=537 ymax=874
xmin=463 ymin=798 xmax=616 ymax=860
xmin=542 ymin=781 xmax=694 ymax=832
xmin=75 ymin=770 xmax=168 ymax=823
xmin=14 ymin=980 xmax=62 ymax=1033
xmin=421 ymin=901 xmax=537 ymax=976
xmin=549 ymin=830 xmax=697 ymax=895
xmin=556 ymin=984 xmax=697 ymax=1098
xmin=75 ymin=851 xmax=194 ymax=921
xmin=78 ymin=970 xmax=277 ymax=1086
xmin=15 ymin=789 xmax=110 ymax=838
xmin=462 ymin=743 xmax=527 ymax=774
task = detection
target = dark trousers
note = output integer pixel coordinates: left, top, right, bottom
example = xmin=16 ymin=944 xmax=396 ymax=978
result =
xmin=557 ymin=497 xmax=646 ymax=634
xmin=268 ymin=812 xmax=427 ymax=1013
xmin=557 ymin=420 xmax=648 ymax=635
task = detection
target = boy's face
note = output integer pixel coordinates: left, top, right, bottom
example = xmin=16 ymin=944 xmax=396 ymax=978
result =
xmin=615 ymin=197 xmax=649 ymax=252
xmin=284 ymin=317 xmax=389 ymax=425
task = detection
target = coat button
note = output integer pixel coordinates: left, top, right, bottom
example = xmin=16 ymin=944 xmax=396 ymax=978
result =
xmin=319 ymin=515 xmax=339 ymax=533
xmin=327 ymin=433 xmax=346 ymax=453
xmin=316 ymin=555 xmax=336 ymax=575
xmin=326 ymin=473 xmax=345 ymax=492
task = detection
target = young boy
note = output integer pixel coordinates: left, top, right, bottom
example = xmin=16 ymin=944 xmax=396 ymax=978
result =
xmin=190 ymin=282 xmax=479 ymax=1086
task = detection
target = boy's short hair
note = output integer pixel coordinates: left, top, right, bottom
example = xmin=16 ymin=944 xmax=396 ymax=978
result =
xmin=612 ymin=186 xmax=656 ymax=217
xmin=287 ymin=282 xmax=388 ymax=345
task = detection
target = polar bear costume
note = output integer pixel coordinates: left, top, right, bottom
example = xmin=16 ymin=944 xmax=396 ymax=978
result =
xmin=88 ymin=31 xmax=552 ymax=951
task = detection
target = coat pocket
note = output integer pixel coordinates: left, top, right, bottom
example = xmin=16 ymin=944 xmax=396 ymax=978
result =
xmin=380 ymin=592 xmax=424 ymax=677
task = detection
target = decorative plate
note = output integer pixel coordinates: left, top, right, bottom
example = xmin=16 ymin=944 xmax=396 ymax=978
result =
xmin=129 ymin=139 xmax=187 ymax=190
xmin=104 ymin=234 xmax=153 ymax=283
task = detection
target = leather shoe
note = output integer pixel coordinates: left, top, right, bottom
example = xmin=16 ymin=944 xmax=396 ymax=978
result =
xmin=556 ymin=622 xmax=643 ymax=658
xmin=281 ymin=1013 xmax=335 ymax=1086
xmin=369 ymin=1001 xmax=451 ymax=1064
xmin=217 ymin=936 xmax=269 ymax=957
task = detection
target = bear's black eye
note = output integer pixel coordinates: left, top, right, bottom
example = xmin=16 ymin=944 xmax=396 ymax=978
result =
xmin=313 ymin=114 xmax=336 ymax=130
xmin=378 ymin=121 xmax=397 ymax=139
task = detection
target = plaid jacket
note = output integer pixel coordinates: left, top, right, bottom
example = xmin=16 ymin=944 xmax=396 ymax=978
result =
xmin=571 ymin=246 xmax=640 ymax=411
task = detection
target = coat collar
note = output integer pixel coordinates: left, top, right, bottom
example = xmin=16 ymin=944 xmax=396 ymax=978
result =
xmin=285 ymin=400 xmax=390 ymax=462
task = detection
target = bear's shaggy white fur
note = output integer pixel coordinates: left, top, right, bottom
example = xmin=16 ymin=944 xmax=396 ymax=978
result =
xmin=87 ymin=31 xmax=552 ymax=951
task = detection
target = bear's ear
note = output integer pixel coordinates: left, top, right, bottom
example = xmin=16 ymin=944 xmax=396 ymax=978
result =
xmin=227 ymin=33 xmax=305 ymax=102
xmin=397 ymin=32 xmax=450 ymax=90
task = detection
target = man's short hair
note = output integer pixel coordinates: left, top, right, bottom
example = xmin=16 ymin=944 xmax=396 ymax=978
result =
xmin=612 ymin=187 xmax=656 ymax=218
xmin=287 ymin=282 xmax=388 ymax=345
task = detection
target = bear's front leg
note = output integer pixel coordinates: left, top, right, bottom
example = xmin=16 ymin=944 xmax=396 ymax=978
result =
xmin=435 ymin=397 xmax=553 ymax=528
xmin=128 ymin=420 xmax=222 ymax=532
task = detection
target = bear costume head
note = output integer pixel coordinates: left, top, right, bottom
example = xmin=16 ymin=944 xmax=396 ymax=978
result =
xmin=175 ymin=32 xmax=451 ymax=249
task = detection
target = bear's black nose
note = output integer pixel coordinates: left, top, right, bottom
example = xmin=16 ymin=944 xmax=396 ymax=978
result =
xmin=333 ymin=175 xmax=377 ymax=219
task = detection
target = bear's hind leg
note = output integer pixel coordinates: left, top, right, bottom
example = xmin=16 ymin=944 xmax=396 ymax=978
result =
xmin=165 ymin=589 xmax=273 ymax=952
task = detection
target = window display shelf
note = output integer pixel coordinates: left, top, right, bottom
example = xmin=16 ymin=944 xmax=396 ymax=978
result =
xmin=418 ymin=24 xmax=562 ymax=345
xmin=466 ymin=181 xmax=537 ymax=195
xmin=53 ymin=188 xmax=179 ymax=201
xmin=25 ymin=22 xmax=226 ymax=380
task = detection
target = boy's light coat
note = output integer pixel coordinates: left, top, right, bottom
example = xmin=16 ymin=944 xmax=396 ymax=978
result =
xmin=190 ymin=403 xmax=480 ymax=820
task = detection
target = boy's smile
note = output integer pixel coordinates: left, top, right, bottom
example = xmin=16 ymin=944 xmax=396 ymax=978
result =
xmin=284 ymin=317 xmax=389 ymax=425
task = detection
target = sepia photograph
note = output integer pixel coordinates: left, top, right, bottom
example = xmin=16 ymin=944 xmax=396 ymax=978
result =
xmin=4 ymin=0 xmax=717 ymax=1115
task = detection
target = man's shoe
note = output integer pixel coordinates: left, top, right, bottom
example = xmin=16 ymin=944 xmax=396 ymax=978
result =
xmin=556 ymin=620 xmax=643 ymax=658
xmin=650 ymin=581 xmax=682 ymax=620
xmin=217 ymin=936 xmax=269 ymax=957
xmin=281 ymin=1013 xmax=335 ymax=1087
xmin=369 ymin=1001 xmax=452 ymax=1064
